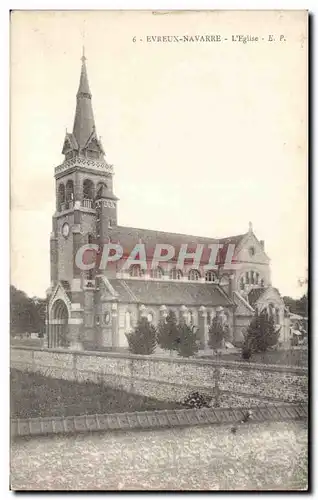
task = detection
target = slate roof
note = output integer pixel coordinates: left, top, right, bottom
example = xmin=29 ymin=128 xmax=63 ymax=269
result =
xmin=104 ymin=225 xmax=246 ymax=264
xmin=247 ymin=288 xmax=266 ymax=307
xmin=248 ymin=287 xmax=281 ymax=307
xmin=72 ymin=56 xmax=96 ymax=149
xmin=108 ymin=279 xmax=234 ymax=307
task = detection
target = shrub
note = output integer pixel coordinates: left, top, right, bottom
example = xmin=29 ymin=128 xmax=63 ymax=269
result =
xmin=157 ymin=310 xmax=179 ymax=353
xmin=241 ymin=345 xmax=252 ymax=360
xmin=177 ymin=323 xmax=199 ymax=357
xmin=243 ymin=310 xmax=279 ymax=354
xmin=126 ymin=317 xmax=157 ymax=355
xmin=183 ymin=391 xmax=211 ymax=409
xmin=208 ymin=312 xmax=230 ymax=352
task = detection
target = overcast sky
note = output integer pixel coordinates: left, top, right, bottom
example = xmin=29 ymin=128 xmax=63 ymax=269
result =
xmin=11 ymin=10 xmax=307 ymax=299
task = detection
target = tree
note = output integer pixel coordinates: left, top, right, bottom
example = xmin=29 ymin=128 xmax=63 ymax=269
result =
xmin=208 ymin=313 xmax=230 ymax=352
xmin=177 ymin=322 xmax=198 ymax=358
xmin=157 ymin=310 xmax=179 ymax=354
xmin=126 ymin=317 xmax=157 ymax=355
xmin=243 ymin=309 xmax=279 ymax=355
xmin=283 ymin=294 xmax=308 ymax=317
xmin=30 ymin=297 xmax=47 ymax=335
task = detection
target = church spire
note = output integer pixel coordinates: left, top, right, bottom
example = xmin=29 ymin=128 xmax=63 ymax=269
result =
xmin=72 ymin=47 xmax=96 ymax=149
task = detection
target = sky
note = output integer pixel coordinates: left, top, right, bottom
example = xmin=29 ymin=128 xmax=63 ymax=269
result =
xmin=10 ymin=10 xmax=308 ymax=299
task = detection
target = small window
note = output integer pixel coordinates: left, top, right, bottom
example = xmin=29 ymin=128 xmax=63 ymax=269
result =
xmin=188 ymin=269 xmax=201 ymax=281
xmin=249 ymin=247 xmax=255 ymax=257
xmin=129 ymin=265 xmax=145 ymax=278
xmin=104 ymin=312 xmax=111 ymax=325
xmin=150 ymin=267 xmax=164 ymax=279
xmin=95 ymin=315 xmax=100 ymax=326
xmin=170 ymin=268 xmax=183 ymax=280
xmin=205 ymin=271 xmax=217 ymax=282
xmin=187 ymin=310 xmax=194 ymax=326
xmin=207 ymin=312 xmax=211 ymax=325
xmin=125 ymin=311 xmax=131 ymax=331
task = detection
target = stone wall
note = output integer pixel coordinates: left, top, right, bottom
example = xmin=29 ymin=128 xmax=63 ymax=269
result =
xmin=11 ymin=346 xmax=307 ymax=407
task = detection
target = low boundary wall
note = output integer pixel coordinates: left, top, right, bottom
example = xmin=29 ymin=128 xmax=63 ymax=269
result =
xmin=11 ymin=403 xmax=308 ymax=438
xmin=11 ymin=346 xmax=308 ymax=407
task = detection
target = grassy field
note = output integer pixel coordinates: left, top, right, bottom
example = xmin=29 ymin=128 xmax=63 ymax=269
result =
xmin=10 ymin=369 xmax=183 ymax=419
xmin=199 ymin=348 xmax=308 ymax=367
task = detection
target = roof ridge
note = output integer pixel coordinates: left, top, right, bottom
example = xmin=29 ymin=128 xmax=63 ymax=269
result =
xmin=116 ymin=225 xmax=246 ymax=243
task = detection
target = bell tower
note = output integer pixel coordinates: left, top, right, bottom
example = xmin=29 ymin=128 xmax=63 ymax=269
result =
xmin=48 ymin=48 xmax=118 ymax=349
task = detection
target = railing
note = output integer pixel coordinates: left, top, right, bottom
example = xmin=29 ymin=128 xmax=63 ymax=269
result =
xmin=82 ymin=199 xmax=93 ymax=209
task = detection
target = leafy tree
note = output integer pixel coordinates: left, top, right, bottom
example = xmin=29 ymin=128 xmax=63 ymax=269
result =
xmin=176 ymin=322 xmax=198 ymax=358
xmin=243 ymin=309 xmax=279 ymax=355
xmin=208 ymin=313 xmax=230 ymax=352
xmin=157 ymin=309 xmax=179 ymax=354
xmin=283 ymin=294 xmax=308 ymax=317
xmin=126 ymin=317 xmax=157 ymax=355
xmin=10 ymin=286 xmax=46 ymax=337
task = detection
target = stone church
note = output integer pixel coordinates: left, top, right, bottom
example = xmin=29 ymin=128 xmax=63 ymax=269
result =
xmin=46 ymin=52 xmax=290 ymax=351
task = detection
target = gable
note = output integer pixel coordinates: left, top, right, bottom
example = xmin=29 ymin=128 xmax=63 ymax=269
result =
xmin=97 ymin=275 xmax=118 ymax=301
xmin=48 ymin=282 xmax=72 ymax=314
xmin=255 ymin=287 xmax=284 ymax=308
xmin=61 ymin=133 xmax=78 ymax=155
xmin=235 ymin=232 xmax=270 ymax=264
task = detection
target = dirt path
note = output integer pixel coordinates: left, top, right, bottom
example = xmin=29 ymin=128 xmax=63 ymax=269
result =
xmin=11 ymin=421 xmax=307 ymax=491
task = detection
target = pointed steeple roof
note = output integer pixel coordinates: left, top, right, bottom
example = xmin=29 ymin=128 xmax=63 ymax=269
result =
xmin=72 ymin=48 xmax=96 ymax=149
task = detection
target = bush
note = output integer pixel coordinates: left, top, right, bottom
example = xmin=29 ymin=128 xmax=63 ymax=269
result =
xmin=183 ymin=391 xmax=211 ymax=409
xmin=126 ymin=317 xmax=157 ymax=355
xmin=243 ymin=310 xmax=279 ymax=354
xmin=208 ymin=312 xmax=230 ymax=352
xmin=177 ymin=323 xmax=199 ymax=357
xmin=157 ymin=310 xmax=179 ymax=353
xmin=241 ymin=345 xmax=252 ymax=360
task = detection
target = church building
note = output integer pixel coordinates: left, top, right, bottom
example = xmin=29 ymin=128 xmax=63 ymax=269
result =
xmin=47 ymin=52 xmax=290 ymax=351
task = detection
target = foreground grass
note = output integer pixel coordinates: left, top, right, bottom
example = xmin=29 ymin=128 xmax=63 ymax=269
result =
xmin=11 ymin=421 xmax=308 ymax=490
xmin=10 ymin=370 xmax=183 ymax=419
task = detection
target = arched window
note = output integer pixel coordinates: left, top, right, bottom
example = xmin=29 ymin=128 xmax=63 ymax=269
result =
xmin=95 ymin=315 xmax=100 ymax=326
xmin=83 ymin=179 xmax=94 ymax=208
xmin=240 ymin=277 xmax=245 ymax=290
xmin=58 ymin=183 xmax=65 ymax=211
xmin=187 ymin=310 xmax=194 ymax=326
xmin=65 ymin=180 xmax=74 ymax=207
xmin=245 ymin=271 xmax=250 ymax=284
xmin=125 ymin=311 xmax=131 ymax=331
xmin=207 ymin=311 xmax=211 ymax=325
xmin=250 ymin=271 xmax=254 ymax=284
xmin=104 ymin=312 xmax=111 ymax=325
xmin=150 ymin=266 xmax=164 ymax=279
xmin=275 ymin=308 xmax=280 ymax=325
xmin=255 ymin=272 xmax=259 ymax=285
xmin=188 ymin=269 xmax=201 ymax=281
xmin=96 ymin=182 xmax=108 ymax=199
xmin=129 ymin=264 xmax=145 ymax=278
xmin=170 ymin=268 xmax=183 ymax=280
xmin=205 ymin=270 xmax=217 ymax=282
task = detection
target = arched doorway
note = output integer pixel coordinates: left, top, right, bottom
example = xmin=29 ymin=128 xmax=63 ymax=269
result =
xmin=49 ymin=299 xmax=69 ymax=348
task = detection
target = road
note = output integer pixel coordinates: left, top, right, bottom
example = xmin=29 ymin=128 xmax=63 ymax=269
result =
xmin=11 ymin=421 xmax=307 ymax=491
